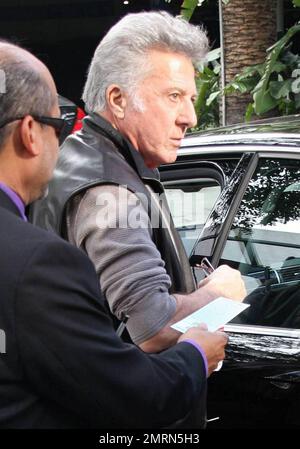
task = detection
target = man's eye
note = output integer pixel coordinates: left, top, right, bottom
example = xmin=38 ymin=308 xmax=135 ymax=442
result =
xmin=170 ymin=93 xmax=180 ymax=100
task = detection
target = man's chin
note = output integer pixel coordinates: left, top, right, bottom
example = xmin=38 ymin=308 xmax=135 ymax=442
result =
xmin=166 ymin=149 xmax=178 ymax=164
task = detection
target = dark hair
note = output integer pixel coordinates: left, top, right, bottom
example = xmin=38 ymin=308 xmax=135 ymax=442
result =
xmin=0 ymin=41 xmax=55 ymax=147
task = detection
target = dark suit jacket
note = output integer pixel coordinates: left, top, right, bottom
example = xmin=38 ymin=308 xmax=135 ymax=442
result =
xmin=0 ymin=189 xmax=207 ymax=428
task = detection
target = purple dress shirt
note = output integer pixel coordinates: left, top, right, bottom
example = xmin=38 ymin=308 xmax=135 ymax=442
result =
xmin=0 ymin=182 xmax=27 ymax=221
xmin=181 ymin=339 xmax=208 ymax=377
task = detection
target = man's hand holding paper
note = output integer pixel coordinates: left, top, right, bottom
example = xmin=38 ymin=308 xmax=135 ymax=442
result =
xmin=198 ymin=264 xmax=247 ymax=302
xmin=178 ymin=324 xmax=228 ymax=376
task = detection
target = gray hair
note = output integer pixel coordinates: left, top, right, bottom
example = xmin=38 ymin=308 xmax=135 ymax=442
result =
xmin=82 ymin=11 xmax=209 ymax=113
xmin=0 ymin=42 xmax=55 ymax=148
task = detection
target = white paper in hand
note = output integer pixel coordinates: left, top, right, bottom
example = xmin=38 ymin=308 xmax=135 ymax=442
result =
xmin=171 ymin=297 xmax=249 ymax=333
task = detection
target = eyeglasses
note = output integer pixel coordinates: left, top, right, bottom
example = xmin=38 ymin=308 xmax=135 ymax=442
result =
xmin=0 ymin=115 xmax=67 ymax=145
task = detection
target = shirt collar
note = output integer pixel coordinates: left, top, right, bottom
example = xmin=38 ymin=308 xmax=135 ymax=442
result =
xmin=0 ymin=183 xmax=27 ymax=221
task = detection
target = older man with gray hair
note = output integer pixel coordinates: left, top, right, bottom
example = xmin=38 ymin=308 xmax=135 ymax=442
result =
xmin=32 ymin=11 xmax=246 ymax=353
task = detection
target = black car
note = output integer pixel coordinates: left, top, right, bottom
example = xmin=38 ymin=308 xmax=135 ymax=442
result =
xmin=159 ymin=115 xmax=300 ymax=428
xmin=58 ymin=95 xmax=84 ymax=141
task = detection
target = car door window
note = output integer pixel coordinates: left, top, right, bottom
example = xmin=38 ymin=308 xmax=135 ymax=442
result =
xmin=220 ymin=157 xmax=300 ymax=329
xmin=164 ymin=180 xmax=221 ymax=256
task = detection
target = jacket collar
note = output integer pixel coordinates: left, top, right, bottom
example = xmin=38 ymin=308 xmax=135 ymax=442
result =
xmin=84 ymin=112 xmax=160 ymax=182
xmin=0 ymin=188 xmax=23 ymax=219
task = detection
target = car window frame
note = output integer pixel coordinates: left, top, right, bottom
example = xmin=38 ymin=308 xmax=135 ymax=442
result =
xmin=189 ymin=152 xmax=256 ymax=265
xmin=215 ymin=151 xmax=300 ymax=335
xmin=211 ymin=150 xmax=300 ymax=267
xmin=160 ymin=161 xmax=228 ymax=258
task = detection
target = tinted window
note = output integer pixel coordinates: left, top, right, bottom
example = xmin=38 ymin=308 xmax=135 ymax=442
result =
xmin=165 ymin=180 xmax=221 ymax=256
xmin=220 ymin=158 xmax=300 ymax=329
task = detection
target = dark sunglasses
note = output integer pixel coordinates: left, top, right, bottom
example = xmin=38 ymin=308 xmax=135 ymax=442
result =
xmin=0 ymin=115 xmax=67 ymax=145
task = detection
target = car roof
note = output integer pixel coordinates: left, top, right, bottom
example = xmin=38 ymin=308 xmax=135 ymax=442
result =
xmin=178 ymin=115 xmax=300 ymax=156
xmin=187 ymin=114 xmax=300 ymax=137
xmin=181 ymin=132 xmax=300 ymax=147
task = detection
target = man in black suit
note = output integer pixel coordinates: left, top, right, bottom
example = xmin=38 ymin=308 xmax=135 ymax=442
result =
xmin=0 ymin=41 xmax=227 ymax=428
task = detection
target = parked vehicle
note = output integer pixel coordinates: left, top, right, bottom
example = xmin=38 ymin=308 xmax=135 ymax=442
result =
xmin=160 ymin=115 xmax=300 ymax=428
xmin=58 ymin=95 xmax=84 ymax=142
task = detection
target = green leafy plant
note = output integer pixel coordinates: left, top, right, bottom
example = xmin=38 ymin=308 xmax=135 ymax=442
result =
xmin=179 ymin=0 xmax=200 ymax=21
xmin=168 ymin=0 xmax=300 ymax=126
xmin=165 ymin=0 xmax=230 ymax=22
xmin=224 ymin=23 xmax=300 ymax=120
xmin=193 ymin=48 xmax=221 ymax=130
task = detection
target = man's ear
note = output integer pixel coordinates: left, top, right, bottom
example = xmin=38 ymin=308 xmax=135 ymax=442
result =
xmin=106 ymin=85 xmax=127 ymax=119
xmin=19 ymin=115 xmax=41 ymax=156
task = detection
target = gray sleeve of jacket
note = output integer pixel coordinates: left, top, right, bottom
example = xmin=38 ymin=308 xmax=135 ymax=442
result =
xmin=67 ymin=184 xmax=177 ymax=345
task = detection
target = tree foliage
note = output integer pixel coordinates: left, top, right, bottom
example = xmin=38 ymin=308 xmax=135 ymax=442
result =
xmin=232 ymin=160 xmax=300 ymax=232
xmin=165 ymin=0 xmax=229 ymax=21
xmin=192 ymin=48 xmax=221 ymax=130
xmin=225 ymin=23 xmax=300 ymax=120
xmin=168 ymin=0 xmax=300 ymax=126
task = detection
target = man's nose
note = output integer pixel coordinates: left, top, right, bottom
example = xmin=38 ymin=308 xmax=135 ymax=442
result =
xmin=177 ymin=99 xmax=197 ymax=129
